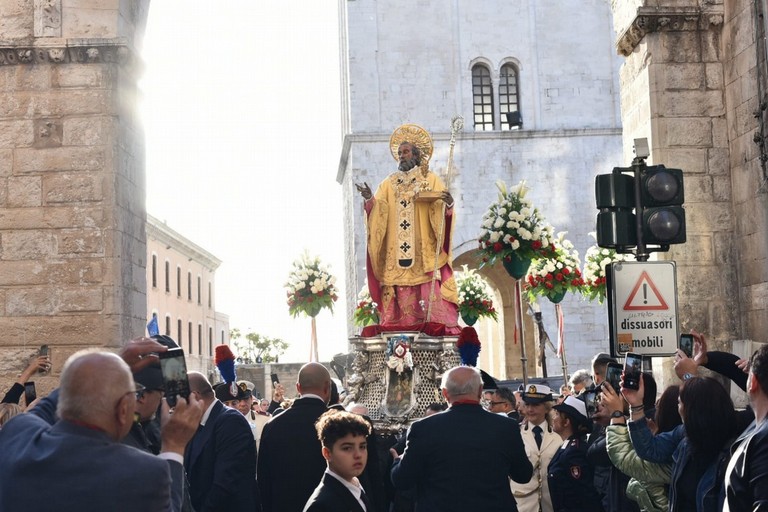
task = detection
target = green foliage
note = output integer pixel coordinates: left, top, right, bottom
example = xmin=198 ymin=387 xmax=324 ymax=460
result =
xmin=230 ymin=328 xmax=288 ymax=364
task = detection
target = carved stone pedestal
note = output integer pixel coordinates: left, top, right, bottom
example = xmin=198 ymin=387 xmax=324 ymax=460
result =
xmin=344 ymin=333 xmax=459 ymax=433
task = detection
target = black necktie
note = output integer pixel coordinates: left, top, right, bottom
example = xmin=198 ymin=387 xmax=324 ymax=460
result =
xmin=360 ymin=489 xmax=373 ymax=512
xmin=533 ymin=425 xmax=543 ymax=449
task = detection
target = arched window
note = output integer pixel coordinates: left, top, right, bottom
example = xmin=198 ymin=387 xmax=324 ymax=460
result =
xmin=164 ymin=260 xmax=170 ymax=293
xmin=499 ymin=63 xmax=520 ymax=130
xmin=472 ymin=64 xmax=494 ymax=131
xmin=151 ymin=254 xmax=157 ymax=288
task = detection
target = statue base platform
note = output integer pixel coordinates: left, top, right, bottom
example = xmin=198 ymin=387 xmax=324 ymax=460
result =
xmin=343 ymin=332 xmax=459 ymax=433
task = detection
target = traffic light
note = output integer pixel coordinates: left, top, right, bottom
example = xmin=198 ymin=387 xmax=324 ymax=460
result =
xmin=594 ymin=163 xmax=686 ymax=251
xmin=640 ymin=165 xmax=686 ymax=245
xmin=595 ymin=168 xmax=636 ymax=248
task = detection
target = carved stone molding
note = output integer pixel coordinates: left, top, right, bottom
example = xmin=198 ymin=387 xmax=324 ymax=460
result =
xmin=34 ymin=0 xmax=62 ymax=38
xmin=616 ymin=6 xmax=724 ymax=56
xmin=0 ymin=43 xmax=135 ymax=69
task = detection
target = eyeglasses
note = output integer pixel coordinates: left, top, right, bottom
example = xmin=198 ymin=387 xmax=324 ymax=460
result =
xmin=488 ymin=401 xmax=508 ymax=407
xmin=132 ymin=383 xmax=147 ymax=399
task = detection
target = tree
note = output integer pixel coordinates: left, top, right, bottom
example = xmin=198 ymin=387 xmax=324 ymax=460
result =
xmin=229 ymin=328 xmax=289 ymax=364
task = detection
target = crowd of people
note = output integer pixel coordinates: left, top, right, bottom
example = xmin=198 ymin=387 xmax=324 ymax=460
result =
xmin=0 ymin=330 xmax=765 ymax=512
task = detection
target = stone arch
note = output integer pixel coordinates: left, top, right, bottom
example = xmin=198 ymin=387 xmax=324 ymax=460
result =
xmin=453 ymin=247 xmax=537 ymax=382
xmin=468 ymin=56 xmax=496 ymax=75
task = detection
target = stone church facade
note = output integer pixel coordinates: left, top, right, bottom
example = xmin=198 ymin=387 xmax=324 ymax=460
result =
xmin=338 ymin=0 xmax=626 ymax=379
xmin=338 ymin=0 xmax=767 ymax=381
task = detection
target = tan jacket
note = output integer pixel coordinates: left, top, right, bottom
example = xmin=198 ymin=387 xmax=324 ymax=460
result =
xmin=510 ymin=422 xmax=560 ymax=512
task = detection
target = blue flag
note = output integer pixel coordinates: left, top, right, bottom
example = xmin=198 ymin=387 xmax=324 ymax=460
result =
xmin=147 ymin=316 xmax=160 ymax=337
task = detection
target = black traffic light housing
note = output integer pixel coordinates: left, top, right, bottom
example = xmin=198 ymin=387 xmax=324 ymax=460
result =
xmin=640 ymin=165 xmax=686 ymax=245
xmin=594 ymin=161 xmax=686 ymax=258
xmin=595 ymin=169 xmax=636 ymax=249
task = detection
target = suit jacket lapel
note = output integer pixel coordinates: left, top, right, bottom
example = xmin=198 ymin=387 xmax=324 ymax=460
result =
xmin=322 ymin=473 xmax=365 ymax=512
xmin=187 ymin=401 xmax=223 ymax=469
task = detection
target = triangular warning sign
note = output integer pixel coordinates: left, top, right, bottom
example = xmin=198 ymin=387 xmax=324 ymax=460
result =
xmin=623 ymin=271 xmax=669 ymax=310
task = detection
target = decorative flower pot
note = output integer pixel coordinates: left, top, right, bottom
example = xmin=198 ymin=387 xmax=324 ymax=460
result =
xmin=548 ymin=290 xmax=566 ymax=304
xmin=502 ymin=252 xmax=532 ymax=279
xmin=461 ymin=311 xmax=479 ymax=326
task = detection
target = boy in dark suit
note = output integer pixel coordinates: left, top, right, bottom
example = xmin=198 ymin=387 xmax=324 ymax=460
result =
xmin=304 ymin=410 xmax=374 ymax=512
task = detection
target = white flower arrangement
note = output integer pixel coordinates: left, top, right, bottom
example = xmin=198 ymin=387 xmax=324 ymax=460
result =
xmin=353 ymin=280 xmax=379 ymax=327
xmin=455 ymin=265 xmax=498 ymax=321
xmin=285 ymin=252 xmax=338 ymax=318
xmin=582 ymin=233 xmax=630 ymax=304
xmin=525 ymin=232 xmax=585 ymax=303
xmin=478 ymin=180 xmax=555 ymax=264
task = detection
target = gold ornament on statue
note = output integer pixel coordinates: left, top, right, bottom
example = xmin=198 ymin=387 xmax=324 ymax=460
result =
xmin=390 ymin=124 xmax=440 ymax=202
xmin=389 ymin=123 xmax=434 ymax=165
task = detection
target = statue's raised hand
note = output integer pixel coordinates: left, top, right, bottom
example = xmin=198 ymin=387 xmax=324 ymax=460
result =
xmin=355 ymin=182 xmax=372 ymax=200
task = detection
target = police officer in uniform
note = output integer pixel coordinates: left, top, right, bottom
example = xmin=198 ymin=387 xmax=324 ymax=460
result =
xmin=548 ymin=395 xmax=602 ymax=512
xmin=511 ymin=384 xmax=560 ymax=512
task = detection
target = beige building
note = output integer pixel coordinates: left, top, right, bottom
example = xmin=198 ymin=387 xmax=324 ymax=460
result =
xmin=146 ymin=214 xmax=229 ymax=375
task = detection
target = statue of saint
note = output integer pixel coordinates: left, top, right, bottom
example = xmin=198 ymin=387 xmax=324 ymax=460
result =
xmin=355 ymin=124 xmax=460 ymax=335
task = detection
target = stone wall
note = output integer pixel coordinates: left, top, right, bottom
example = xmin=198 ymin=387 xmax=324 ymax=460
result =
xmin=0 ymin=1 xmax=150 ymax=396
xmin=340 ymin=0 xmax=625 ymax=379
xmin=610 ymin=0 xmax=767 ymax=358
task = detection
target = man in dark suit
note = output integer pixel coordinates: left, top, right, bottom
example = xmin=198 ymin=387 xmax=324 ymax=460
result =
xmin=184 ymin=372 xmax=258 ymax=512
xmin=390 ymin=366 xmax=533 ymax=512
xmin=258 ymin=362 xmax=331 ymax=512
xmin=0 ymin=342 xmax=203 ymax=512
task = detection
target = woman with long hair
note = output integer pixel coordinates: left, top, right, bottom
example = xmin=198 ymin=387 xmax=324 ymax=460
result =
xmin=604 ymin=379 xmax=682 ymax=512
xmin=624 ymin=376 xmax=738 ymax=512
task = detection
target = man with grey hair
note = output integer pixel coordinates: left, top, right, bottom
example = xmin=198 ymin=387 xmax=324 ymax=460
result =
xmin=390 ymin=366 xmax=532 ymax=511
xmin=0 ymin=340 xmax=203 ymax=512
xmin=568 ymin=369 xmax=593 ymax=395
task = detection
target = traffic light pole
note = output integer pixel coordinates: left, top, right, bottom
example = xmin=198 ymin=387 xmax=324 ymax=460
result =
xmin=631 ymin=156 xmax=650 ymax=262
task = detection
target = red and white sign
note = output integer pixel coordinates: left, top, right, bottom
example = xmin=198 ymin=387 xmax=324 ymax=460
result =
xmin=609 ymin=261 xmax=679 ymax=356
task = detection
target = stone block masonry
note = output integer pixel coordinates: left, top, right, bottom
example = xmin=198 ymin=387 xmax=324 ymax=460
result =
xmin=0 ymin=2 xmax=151 ymax=396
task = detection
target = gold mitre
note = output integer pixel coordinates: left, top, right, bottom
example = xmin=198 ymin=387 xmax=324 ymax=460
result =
xmin=390 ymin=124 xmax=434 ymax=165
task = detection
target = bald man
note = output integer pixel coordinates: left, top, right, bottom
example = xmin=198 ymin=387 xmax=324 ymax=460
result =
xmin=258 ymin=362 xmax=331 ymax=512
xmin=183 ymin=372 xmax=258 ymax=512
xmin=391 ymin=366 xmax=532 ymax=512
xmin=0 ymin=344 xmax=202 ymax=512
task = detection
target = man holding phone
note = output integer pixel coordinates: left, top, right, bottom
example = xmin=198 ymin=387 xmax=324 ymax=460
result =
xmin=0 ymin=338 xmax=204 ymax=512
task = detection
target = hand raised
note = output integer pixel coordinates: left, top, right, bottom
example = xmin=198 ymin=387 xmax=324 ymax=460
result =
xmin=119 ymin=337 xmax=168 ymax=372
xmin=355 ymin=182 xmax=372 ymax=200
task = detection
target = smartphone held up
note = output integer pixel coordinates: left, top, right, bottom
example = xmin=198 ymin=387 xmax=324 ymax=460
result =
xmin=623 ymin=352 xmax=643 ymax=390
xmin=159 ymin=348 xmax=190 ymax=407
xmin=679 ymin=334 xmax=694 ymax=358
xmin=24 ymin=381 xmax=37 ymax=405
xmin=604 ymin=362 xmax=623 ymax=393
